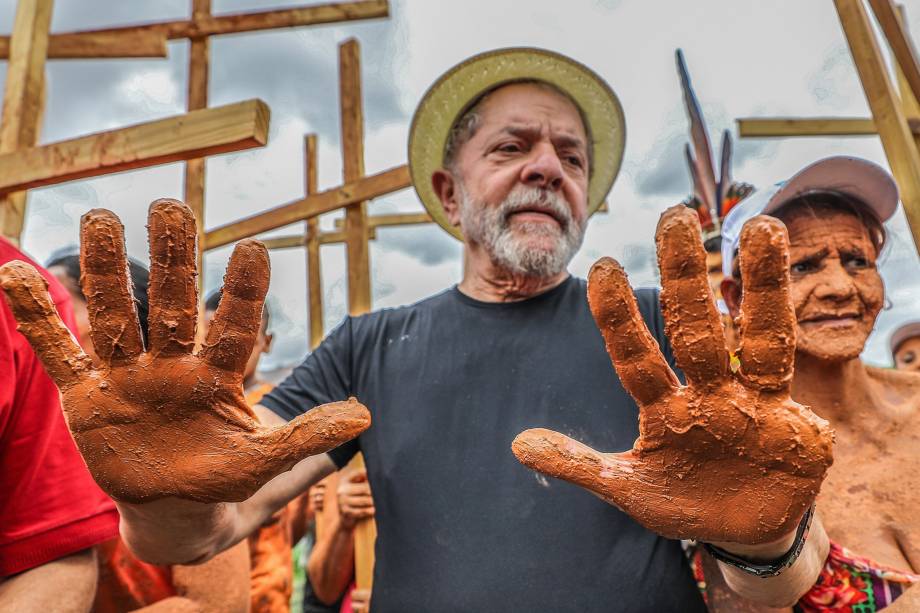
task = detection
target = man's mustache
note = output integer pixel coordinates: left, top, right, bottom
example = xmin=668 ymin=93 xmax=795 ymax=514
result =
xmin=499 ymin=188 xmax=573 ymax=229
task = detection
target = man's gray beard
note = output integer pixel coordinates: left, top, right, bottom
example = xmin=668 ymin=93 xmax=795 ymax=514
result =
xmin=459 ymin=183 xmax=586 ymax=278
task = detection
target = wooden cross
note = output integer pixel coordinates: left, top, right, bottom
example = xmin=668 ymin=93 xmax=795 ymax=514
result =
xmin=736 ymin=0 xmax=920 ymax=252
xmin=0 ymin=0 xmax=270 ymax=243
xmin=202 ymin=37 xmax=426 ymax=593
xmin=260 ymin=133 xmax=433 ymax=349
xmin=0 ymin=0 xmax=390 ymax=255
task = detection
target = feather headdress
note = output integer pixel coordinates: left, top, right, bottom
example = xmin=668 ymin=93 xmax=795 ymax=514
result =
xmin=676 ymin=49 xmax=754 ymax=245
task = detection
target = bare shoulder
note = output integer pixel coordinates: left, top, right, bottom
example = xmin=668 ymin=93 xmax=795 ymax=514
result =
xmin=866 ymin=366 xmax=920 ymax=425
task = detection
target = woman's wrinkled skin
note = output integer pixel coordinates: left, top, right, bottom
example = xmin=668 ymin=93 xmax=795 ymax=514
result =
xmin=0 ymin=199 xmax=370 ymax=504
xmin=512 ymin=205 xmax=834 ymax=546
xmin=782 ymin=209 xmax=884 ymax=363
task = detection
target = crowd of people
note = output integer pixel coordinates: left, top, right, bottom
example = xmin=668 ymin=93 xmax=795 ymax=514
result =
xmin=0 ymin=45 xmax=918 ymax=612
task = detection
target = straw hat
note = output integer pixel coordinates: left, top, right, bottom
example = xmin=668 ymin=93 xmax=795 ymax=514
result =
xmin=408 ymin=47 xmax=626 ymax=240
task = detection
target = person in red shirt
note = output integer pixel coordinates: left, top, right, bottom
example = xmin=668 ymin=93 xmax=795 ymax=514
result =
xmin=0 ymin=237 xmax=119 ymax=611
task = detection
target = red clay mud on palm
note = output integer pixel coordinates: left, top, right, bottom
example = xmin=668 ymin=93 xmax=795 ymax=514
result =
xmin=0 ymin=199 xmax=370 ymax=504
xmin=512 ymin=205 xmax=834 ymax=545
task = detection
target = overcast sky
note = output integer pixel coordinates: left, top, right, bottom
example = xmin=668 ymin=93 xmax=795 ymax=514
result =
xmin=4 ymin=0 xmax=919 ymax=368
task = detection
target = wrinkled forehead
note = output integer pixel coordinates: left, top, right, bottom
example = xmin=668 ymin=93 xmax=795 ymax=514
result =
xmin=779 ymin=206 xmax=875 ymax=249
xmin=476 ymin=81 xmax=589 ymax=140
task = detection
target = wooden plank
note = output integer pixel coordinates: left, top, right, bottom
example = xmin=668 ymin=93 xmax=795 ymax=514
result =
xmin=0 ymin=0 xmax=52 ymax=241
xmin=318 ymin=229 xmax=350 ymax=244
xmin=334 ymin=211 xmax=433 ymax=229
xmin=0 ymin=99 xmax=270 ymax=194
xmin=203 ymin=165 xmax=410 ymax=250
xmin=185 ymin=0 xmax=211 ymax=299
xmin=0 ymin=29 xmax=167 ymax=59
xmin=305 ymin=134 xmax=324 ymax=350
xmin=836 ymin=0 xmax=920 ymax=251
xmin=737 ymin=117 xmax=879 ymax=137
xmin=340 ymin=38 xmax=372 ymax=317
xmin=261 ymin=235 xmax=307 ymax=250
xmin=895 ymin=5 xmax=920 ymax=118
xmin=348 ymin=451 xmax=376 ymax=591
xmin=178 ymin=0 xmax=389 ymax=38
xmin=338 ymin=36 xmax=376 ymax=592
xmin=869 ymin=0 xmax=920 ymax=109
xmin=371 ymin=212 xmax=432 ymax=227
xmin=0 ymin=0 xmax=389 ymax=59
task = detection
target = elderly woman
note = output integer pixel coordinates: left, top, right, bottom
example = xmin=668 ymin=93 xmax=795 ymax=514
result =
xmin=711 ymin=156 xmax=920 ymax=612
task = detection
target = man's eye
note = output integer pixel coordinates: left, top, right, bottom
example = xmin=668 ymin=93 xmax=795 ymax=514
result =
xmin=566 ymin=155 xmax=584 ymax=168
xmin=903 ymin=351 xmax=916 ymax=364
xmin=497 ymin=143 xmax=522 ymax=153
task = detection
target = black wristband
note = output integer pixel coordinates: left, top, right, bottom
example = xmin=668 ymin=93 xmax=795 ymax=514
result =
xmin=702 ymin=504 xmax=816 ymax=578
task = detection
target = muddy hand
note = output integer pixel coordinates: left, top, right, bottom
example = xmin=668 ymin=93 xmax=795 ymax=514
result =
xmin=0 ymin=199 xmax=370 ymax=504
xmin=512 ymin=205 xmax=833 ymax=545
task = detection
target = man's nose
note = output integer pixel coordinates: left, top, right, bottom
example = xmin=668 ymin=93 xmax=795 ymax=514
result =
xmin=520 ymin=145 xmax=564 ymax=191
xmin=814 ymin=260 xmax=858 ymax=302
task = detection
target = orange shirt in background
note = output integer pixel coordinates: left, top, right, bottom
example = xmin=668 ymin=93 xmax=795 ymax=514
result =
xmin=93 ymin=537 xmax=175 ymax=612
xmin=247 ymin=381 xmax=294 ymax=613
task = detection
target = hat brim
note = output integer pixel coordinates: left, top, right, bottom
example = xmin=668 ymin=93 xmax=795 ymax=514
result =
xmin=408 ymin=47 xmax=626 ymax=240
xmin=764 ymin=156 xmax=898 ymax=222
xmin=721 ymin=156 xmax=900 ymax=277
xmin=891 ymin=321 xmax=920 ymax=354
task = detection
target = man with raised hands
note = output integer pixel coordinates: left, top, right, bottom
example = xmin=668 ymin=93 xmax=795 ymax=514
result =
xmin=1 ymin=48 xmax=833 ymax=612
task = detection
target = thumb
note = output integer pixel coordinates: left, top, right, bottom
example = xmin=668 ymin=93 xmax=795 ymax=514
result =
xmin=512 ymin=428 xmax=636 ymax=505
xmin=350 ymin=469 xmax=368 ymax=483
xmin=255 ymin=398 xmax=371 ymax=460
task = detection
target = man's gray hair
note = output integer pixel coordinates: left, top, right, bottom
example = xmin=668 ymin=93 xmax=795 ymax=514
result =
xmin=443 ymin=79 xmax=594 ymax=174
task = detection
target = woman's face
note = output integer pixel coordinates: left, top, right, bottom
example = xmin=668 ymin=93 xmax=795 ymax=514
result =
xmin=781 ymin=207 xmax=883 ymax=363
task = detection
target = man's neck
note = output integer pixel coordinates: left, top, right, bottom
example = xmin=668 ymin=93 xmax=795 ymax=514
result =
xmin=458 ymin=247 xmax=569 ymax=303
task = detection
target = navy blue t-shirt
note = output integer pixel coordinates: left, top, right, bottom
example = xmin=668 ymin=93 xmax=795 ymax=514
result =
xmin=261 ymin=277 xmax=705 ymax=613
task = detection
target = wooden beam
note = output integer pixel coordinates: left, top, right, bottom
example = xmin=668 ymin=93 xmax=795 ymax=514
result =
xmin=185 ymin=0 xmax=211 ymax=297
xmin=340 ymin=39 xmax=372 ymax=316
xmin=836 ymin=0 xmax=920 ymax=251
xmin=370 ymin=212 xmax=432 ymax=227
xmin=319 ymin=229 xmax=351 ymax=244
xmin=0 ymin=99 xmax=270 ymax=194
xmin=895 ymin=4 xmax=920 ymax=118
xmin=868 ymin=0 xmax=920 ymax=109
xmin=305 ymin=134 xmax=324 ymax=350
xmin=0 ymin=29 xmax=167 ymax=59
xmin=334 ymin=211 xmax=433 ymax=229
xmin=338 ymin=38 xmax=376 ymax=592
xmin=265 ymin=226 xmax=378 ymax=248
xmin=261 ymin=235 xmax=306 ymax=250
xmin=0 ymin=0 xmax=389 ymax=60
xmin=738 ymin=117 xmax=880 ymax=137
xmin=203 ymin=165 xmax=410 ymax=250
xmin=0 ymin=0 xmax=52 ymax=241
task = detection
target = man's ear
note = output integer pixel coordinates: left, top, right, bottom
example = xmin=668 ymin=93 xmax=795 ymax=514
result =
xmin=432 ymin=169 xmax=462 ymax=227
xmin=720 ymin=277 xmax=742 ymax=320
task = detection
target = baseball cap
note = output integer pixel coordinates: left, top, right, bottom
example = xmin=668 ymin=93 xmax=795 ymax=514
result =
xmin=721 ymin=156 xmax=899 ymax=277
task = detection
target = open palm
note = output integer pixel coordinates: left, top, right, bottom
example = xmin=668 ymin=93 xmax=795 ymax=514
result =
xmin=512 ymin=206 xmax=833 ymax=545
xmin=0 ymin=199 xmax=369 ymax=504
